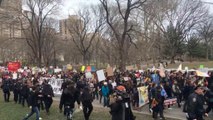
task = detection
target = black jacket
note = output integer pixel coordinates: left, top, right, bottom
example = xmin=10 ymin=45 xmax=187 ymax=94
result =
xmin=42 ymin=84 xmax=54 ymax=97
xmin=59 ymin=87 xmax=80 ymax=109
xmin=185 ymin=92 xmax=205 ymax=119
xmin=28 ymin=91 xmax=39 ymax=107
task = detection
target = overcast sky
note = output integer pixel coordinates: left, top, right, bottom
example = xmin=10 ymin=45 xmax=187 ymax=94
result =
xmin=61 ymin=0 xmax=213 ymax=19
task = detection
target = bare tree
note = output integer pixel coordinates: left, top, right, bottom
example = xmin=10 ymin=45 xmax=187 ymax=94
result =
xmin=18 ymin=0 xmax=61 ymax=67
xmin=151 ymin=0 xmax=208 ymax=63
xmin=67 ymin=7 xmax=103 ymax=65
xmin=99 ymin=0 xmax=147 ymax=71
xmin=197 ymin=16 xmax=213 ymax=60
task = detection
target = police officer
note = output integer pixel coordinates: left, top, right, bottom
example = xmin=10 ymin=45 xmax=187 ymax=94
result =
xmin=185 ymin=85 xmax=208 ymax=120
xmin=1 ymin=78 xmax=11 ymax=102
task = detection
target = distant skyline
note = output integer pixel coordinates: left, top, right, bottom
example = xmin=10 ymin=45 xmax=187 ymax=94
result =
xmin=61 ymin=0 xmax=213 ymax=19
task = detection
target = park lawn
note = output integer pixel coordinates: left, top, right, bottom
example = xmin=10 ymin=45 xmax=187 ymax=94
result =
xmin=0 ymin=91 xmax=160 ymax=120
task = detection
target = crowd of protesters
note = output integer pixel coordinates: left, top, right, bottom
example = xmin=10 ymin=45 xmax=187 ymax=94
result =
xmin=0 ymin=66 xmax=213 ymax=120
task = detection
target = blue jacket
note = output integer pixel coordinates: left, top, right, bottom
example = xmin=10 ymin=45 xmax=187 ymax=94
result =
xmin=102 ymin=86 xmax=109 ymax=97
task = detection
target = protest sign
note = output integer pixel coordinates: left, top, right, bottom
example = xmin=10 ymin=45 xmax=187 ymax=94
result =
xmin=96 ymin=70 xmax=106 ymax=82
xmin=48 ymin=78 xmax=63 ymax=95
xmin=66 ymin=64 xmax=72 ymax=70
xmin=86 ymin=66 xmax=91 ymax=72
xmin=137 ymin=86 xmax=149 ymax=107
xmin=159 ymin=68 xmax=165 ymax=77
xmin=54 ymin=68 xmax=62 ymax=73
xmin=12 ymin=72 xmax=18 ymax=79
xmin=106 ymin=67 xmax=114 ymax=76
xmin=196 ymin=70 xmax=209 ymax=77
xmin=7 ymin=62 xmax=21 ymax=72
xmin=85 ymin=72 xmax=93 ymax=79
xmin=177 ymin=64 xmax=182 ymax=71
xmin=81 ymin=66 xmax=86 ymax=72
xmin=91 ymin=66 xmax=96 ymax=72
xmin=126 ymin=65 xmax=134 ymax=71
xmin=199 ymin=65 xmax=204 ymax=69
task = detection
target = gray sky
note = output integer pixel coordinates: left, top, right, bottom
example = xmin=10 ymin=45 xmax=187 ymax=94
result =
xmin=61 ymin=0 xmax=213 ymax=19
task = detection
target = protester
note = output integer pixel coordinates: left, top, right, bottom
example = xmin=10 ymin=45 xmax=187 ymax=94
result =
xmin=59 ymin=81 xmax=80 ymax=117
xmin=102 ymin=82 xmax=109 ymax=107
xmin=42 ymin=80 xmax=54 ymax=115
xmin=81 ymin=86 xmax=93 ymax=120
xmin=109 ymin=85 xmax=136 ymax=120
xmin=23 ymin=86 xmax=42 ymax=120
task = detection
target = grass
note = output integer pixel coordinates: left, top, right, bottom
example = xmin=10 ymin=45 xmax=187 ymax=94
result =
xmin=0 ymin=91 xmax=161 ymax=120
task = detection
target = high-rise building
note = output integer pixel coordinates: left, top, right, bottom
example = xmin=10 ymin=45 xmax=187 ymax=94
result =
xmin=59 ymin=15 xmax=82 ymax=39
xmin=0 ymin=0 xmax=22 ymax=38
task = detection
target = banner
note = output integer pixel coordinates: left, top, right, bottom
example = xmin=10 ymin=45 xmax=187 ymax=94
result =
xmin=137 ymin=86 xmax=149 ymax=107
xmin=164 ymin=98 xmax=177 ymax=106
xmin=48 ymin=78 xmax=63 ymax=95
xmin=7 ymin=62 xmax=21 ymax=72
xmin=96 ymin=70 xmax=106 ymax=82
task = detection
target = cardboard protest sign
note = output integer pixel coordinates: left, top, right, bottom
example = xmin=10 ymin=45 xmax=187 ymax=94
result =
xmin=124 ymin=77 xmax=129 ymax=81
xmin=177 ymin=64 xmax=182 ymax=71
xmin=126 ymin=65 xmax=134 ymax=71
xmin=66 ymin=64 xmax=72 ymax=70
xmin=106 ymin=67 xmax=114 ymax=76
xmin=85 ymin=72 xmax=93 ymax=79
xmin=196 ymin=70 xmax=209 ymax=77
xmin=7 ymin=62 xmax=21 ymax=72
xmin=159 ymin=68 xmax=165 ymax=77
xmin=96 ymin=70 xmax=106 ymax=82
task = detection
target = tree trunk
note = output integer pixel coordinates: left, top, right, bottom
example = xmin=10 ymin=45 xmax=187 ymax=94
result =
xmin=206 ymin=47 xmax=209 ymax=61
xmin=118 ymin=47 xmax=126 ymax=72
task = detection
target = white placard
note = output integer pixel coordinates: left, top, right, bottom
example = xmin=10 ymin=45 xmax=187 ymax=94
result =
xmin=85 ymin=72 xmax=93 ymax=79
xmin=12 ymin=72 xmax=18 ymax=79
xmin=54 ymin=68 xmax=62 ymax=73
xmin=96 ymin=70 xmax=106 ymax=82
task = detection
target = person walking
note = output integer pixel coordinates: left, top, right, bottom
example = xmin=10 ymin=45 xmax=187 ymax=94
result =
xmin=42 ymin=80 xmax=54 ymax=115
xmin=23 ymin=86 xmax=42 ymax=120
xmin=184 ymin=85 xmax=208 ymax=120
xmin=81 ymin=86 xmax=93 ymax=120
xmin=102 ymin=82 xmax=109 ymax=107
